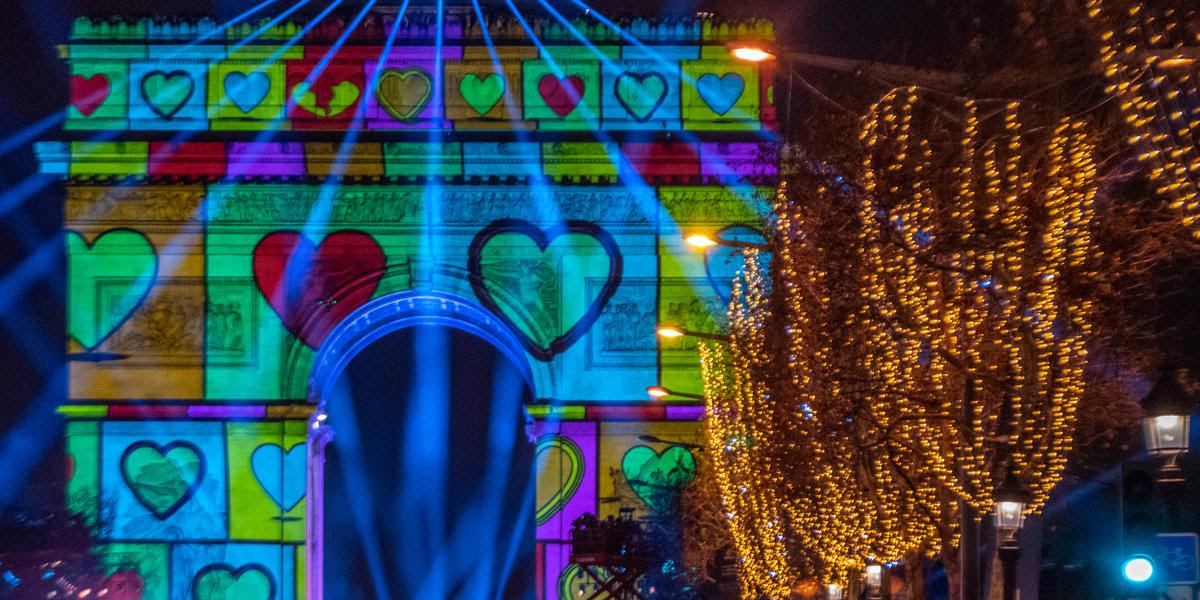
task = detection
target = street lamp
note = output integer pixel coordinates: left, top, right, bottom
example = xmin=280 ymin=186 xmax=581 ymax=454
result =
xmin=656 ymin=323 xmax=731 ymax=342
xmin=645 ymin=385 xmax=705 ymax=401
xmin=683 ymin=230 xmax=770 ymax=251
xmin=1141 ymin=369 xmax=1194 ymax=478
xmin=727 ymin=42 xmax=777 ymax=63
xmin=994 ymin=466 xmax=1031 ymax=600
xmin=864 ymin=563 xmax=885 ymax=599
xmin=825 ymin=583 xmax=845 ymax=600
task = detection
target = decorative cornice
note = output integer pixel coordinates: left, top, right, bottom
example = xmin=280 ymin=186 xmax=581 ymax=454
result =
xmin=69 ymin=9 xmax=774 ymax=44
xmin=38 ymin=140 xmax=778 ymax=185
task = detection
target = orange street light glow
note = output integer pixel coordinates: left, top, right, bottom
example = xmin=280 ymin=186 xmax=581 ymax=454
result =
xmin=656 ymin=325 xmax=685 ymax=338
xmin=646 ymin=385 xmax=671 ymax=398
xmin=685 ymin=233 xmax=718 ymax=248
xmin=731 ymin=45 xmax=775 ymax=62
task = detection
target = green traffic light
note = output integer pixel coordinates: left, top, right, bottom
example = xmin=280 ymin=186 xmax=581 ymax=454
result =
xmin=1122 ymin=555 xmax=1154 ymax=583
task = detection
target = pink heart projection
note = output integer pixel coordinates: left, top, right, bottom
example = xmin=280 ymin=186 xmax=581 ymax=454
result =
xmin=537 ymin=75 xmax=585 ymax=117
xmin=71 ymin=74 xmax=111 ymax=117
xmin=252 ymin=230 xmax=386 ymax=349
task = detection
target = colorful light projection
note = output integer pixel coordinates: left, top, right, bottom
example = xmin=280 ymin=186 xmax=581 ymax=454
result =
xmin=51 ymin=11 xmax=775 ymax=600
xmin=63 ymin=38 xmax=772 ymax=132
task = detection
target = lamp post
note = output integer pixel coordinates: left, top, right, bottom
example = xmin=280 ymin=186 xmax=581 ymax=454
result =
xmin=655 ymin=323 xmax=731 ymax=343
xmin=994 ymin=466 xmax=1032 ymax=600
xmin=864 ymin=563 xmax=886 ymax=600
xmin=645 ymin=385 xmax=705 ymax=401
xmin=684 ymin=230 xmax=770 ymax=251
xmin=1141 ymin=368 xmax=1195 ymax=483
xmin=825 ymin=583 xmax=845 ymax=600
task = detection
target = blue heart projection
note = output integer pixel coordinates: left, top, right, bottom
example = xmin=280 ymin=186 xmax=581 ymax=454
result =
xmin=250 ymin=443 xmax=307 ymax=514
xmin=224 ymin=71 xmax=271 ymax=113
xmin=696 ymin=72 xmax=745 ymax=116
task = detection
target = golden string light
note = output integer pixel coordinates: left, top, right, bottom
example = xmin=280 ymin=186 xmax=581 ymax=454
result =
xmin=700 ymin=88 xmax=1099 ymax=598
xmin=1089 ymin=0 xmax=1200 ymax=238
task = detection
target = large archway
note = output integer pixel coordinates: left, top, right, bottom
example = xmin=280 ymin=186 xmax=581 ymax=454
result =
xmin=305 ymin=292 xmax=538 ymax=599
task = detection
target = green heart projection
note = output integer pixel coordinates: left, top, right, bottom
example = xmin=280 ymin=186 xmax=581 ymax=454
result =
xmin=557 ymin=563 xmax=614 ymax=600
xmin=120 ymin=441 xmax=205 ymax=519
xmin=460 ymin=73 xmax=506 ymax=116
xmin=192 ymin=563 xmax=275 ymax=600
xmin=614 ymin=72 xmax=668 ymax=122
xmin=292 ymin=80 xmax=360 ymax=118
xmin=376 ymin=68 xmax=433 ymax=122
xmin=140 ymin=70 xmax=194 ymax=119
xmin=469 ymin=219 xmax=623 ymax=362
xmin=535 ymin=436 xmax=584 ymax=525
xmin=621 ymin=445 xmax=696 ymax=512
xmin=66 ymin=229 xmax=158 ymax=351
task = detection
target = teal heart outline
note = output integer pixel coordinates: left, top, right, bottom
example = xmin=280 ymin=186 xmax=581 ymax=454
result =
xmin=192 ymin=563 xmax=276 ymax=600
xmin=614 ymin=71 xmax=668 ymax=122
xmin=140 ymin=70 xmax=194 ymax=119
xmin=120 ymin=440 xmax=205 ymax=520
xmin=66 ymin=229 xmax=158 ymax=352
xmin=621 ymin=445 xmax=696 ymax=512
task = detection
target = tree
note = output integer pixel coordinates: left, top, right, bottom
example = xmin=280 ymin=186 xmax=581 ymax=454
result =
xmin=699 ymin=89 xmax=1101 ymax=598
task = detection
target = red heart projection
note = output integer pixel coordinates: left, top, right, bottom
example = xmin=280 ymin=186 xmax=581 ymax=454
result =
xmin=537 ymin=75 xmax=585 ymax=117
xmin=252 ymin=230 xmax=386 ymax=349
xmin=71 ymin=74 xmax=111 ymax=117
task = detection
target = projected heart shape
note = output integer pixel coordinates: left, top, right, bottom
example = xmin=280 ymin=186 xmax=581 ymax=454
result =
xmin=376 ymin=67 xmax=432 ymax=122
xmin=696 ymin=72 xmax=745 ymax=116
xmin=66 ymin=229 xmax=158 ymax=352
xmin=614 ymin=71 xmax=668 ymax=122
xmin=140 ymin=70 xmax=194 ymax=119
xmin=70 ymin=73 xmax=110 ymax=117
xmin=192 ymin=563 xmax=275 ymax=600
xmin=460 ymin=72 xmax=505 ymax=116
xmin=703 ymin=225 xmax=769 ymax=302
xmin=534 ymin=435 xmax=584 ymax=526
xmin=621 ymin=445 xmax=696 ymax=513
xmin=537 ymin=74 xmax=585 ymax=117
xmin=292 ymin=80 xmax=360 ymax=118
xmin=468 ymin=219 xmax=622 ymax=362
xmin=224 ymin=71 xmax=270 ymax=113
xmin=250 ymin=443 xmax=307 ymax=512
xmin=120 ymin=441 xmax=205 ymax=519
xmin=558 ymin=564 xmax=614 ymax=600
xmin=252 ymin=230 xmax=386 ymax=349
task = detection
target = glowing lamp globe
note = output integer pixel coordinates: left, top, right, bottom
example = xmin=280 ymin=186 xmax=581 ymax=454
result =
xmin=730 ymin=45 xmax=775 ymax=62
xmin=994 ymin=467 xmax=1032 ymax=533
xmin=646 ymin=386 xmax=670 ymax=399
xmin=864 ymin=564 xmax=883 ymax=590
xmin=685 ymin=233 xmax=719 ymax=248
xmin=1122 ymin=555 xmax=1155 ymax=583
xmin=656 ymin=325 xmax=685 ymax=338
xmin=1141 ymin=370 xmax=1194 ymax=457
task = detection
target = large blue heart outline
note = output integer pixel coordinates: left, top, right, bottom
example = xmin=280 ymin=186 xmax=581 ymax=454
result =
xmin=696 ymin=73 xmax=745 ymax=116
xmin=250 ymin=443 xmax=307 ymax=513
xmin=468 ymin=219 xmax=623 ymax=362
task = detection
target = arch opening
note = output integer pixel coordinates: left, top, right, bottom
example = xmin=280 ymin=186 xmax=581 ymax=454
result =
xmin=305 ymin=292 xmax=538 ymax=600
